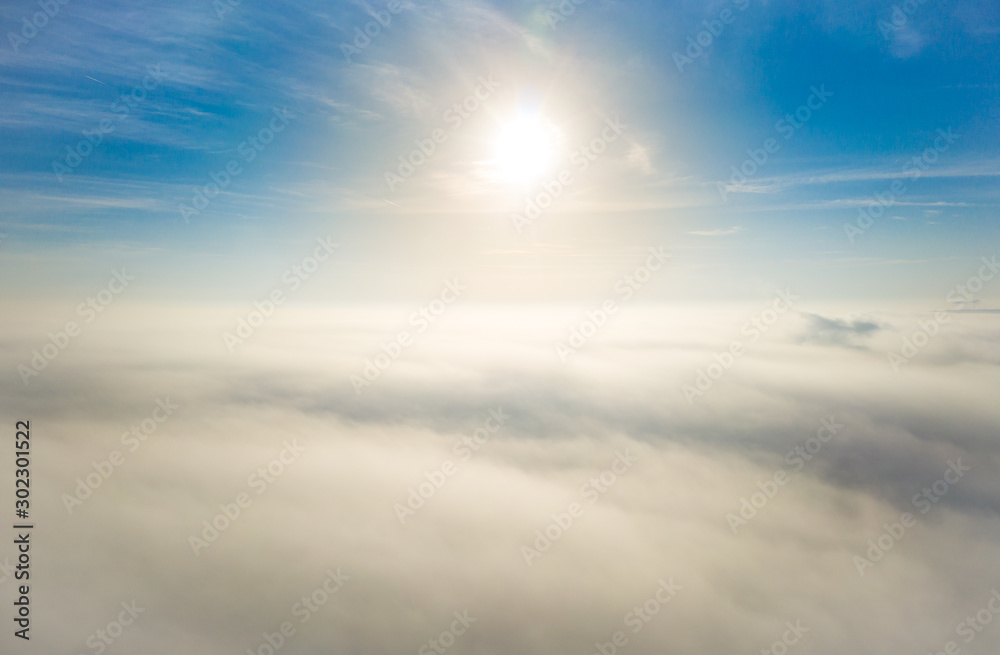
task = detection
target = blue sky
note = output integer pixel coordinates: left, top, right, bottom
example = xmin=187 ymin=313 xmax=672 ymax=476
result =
xmin=0 ymin=0 xmax=997 ymax=303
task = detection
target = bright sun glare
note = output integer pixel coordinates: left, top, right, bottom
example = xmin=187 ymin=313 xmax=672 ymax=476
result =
xmin=492 ymin=112 xmax=557 ymax=184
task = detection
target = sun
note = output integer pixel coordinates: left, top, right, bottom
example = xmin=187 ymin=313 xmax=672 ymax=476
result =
xmin=491 ymin=111 xmax=559 ymax=184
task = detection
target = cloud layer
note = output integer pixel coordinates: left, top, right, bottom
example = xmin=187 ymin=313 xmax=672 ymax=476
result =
xmin=2 ymin=302 xmax=999 ymax=654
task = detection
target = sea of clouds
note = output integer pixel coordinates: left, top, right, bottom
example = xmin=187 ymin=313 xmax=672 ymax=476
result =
xmin=1 ymin=302 xmax=999 ymax=655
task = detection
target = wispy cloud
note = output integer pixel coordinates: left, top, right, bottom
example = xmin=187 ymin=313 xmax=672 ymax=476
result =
xmin=688 ymin=226 xmax=742 ymax=236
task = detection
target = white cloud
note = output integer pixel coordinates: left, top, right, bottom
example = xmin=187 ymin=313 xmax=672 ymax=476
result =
xmin=688 ymin=226 xmax=742 ymax=236
xmin=4 ymin=303 xmax=1000 ymax=653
